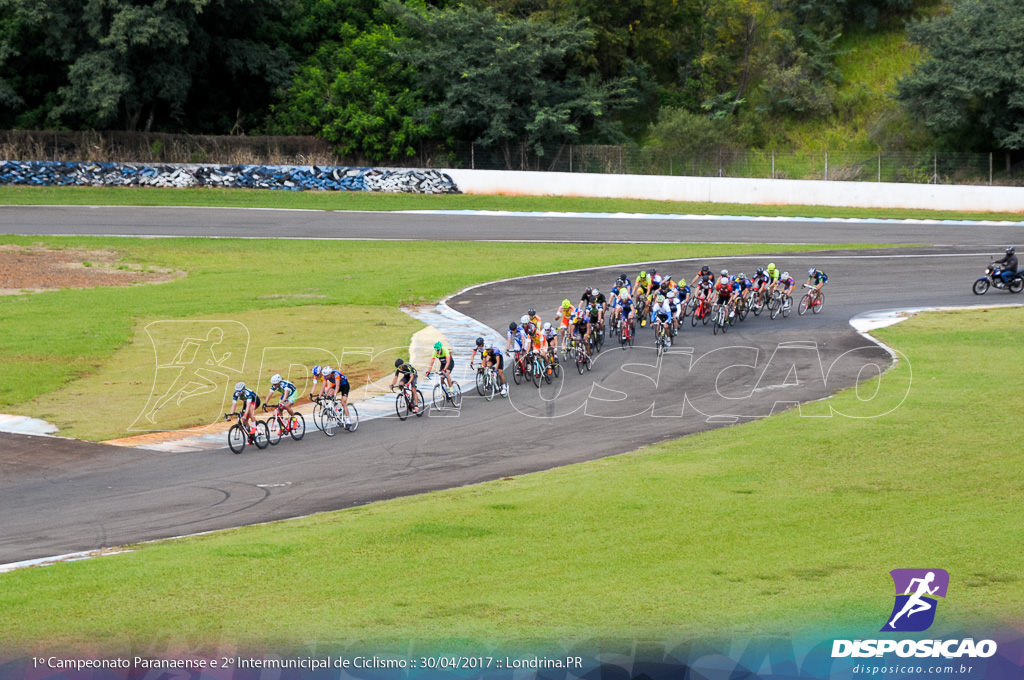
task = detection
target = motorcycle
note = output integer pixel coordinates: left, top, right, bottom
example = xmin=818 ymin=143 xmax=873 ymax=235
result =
xmin=973 ymin=263 xmax=1023 ymax=295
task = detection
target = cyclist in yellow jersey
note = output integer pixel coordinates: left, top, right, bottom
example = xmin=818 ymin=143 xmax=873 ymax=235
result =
xmin=426 ymin=340 xmax=455 ymax=391
xmin=555 ymin=298 xmax=573 ymax=346
xmin=634 ymin=270 xmax=652 ymax=304
xmin=526 ymin=308 xmax=542 ymax=330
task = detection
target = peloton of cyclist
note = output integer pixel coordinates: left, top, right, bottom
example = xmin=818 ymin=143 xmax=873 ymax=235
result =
xmin=265 ymin=373 xmax=298 ymax=420
xmin=390 ymin=358 xmax=420 ymax=413
xmin=470 ymin=337 xmax=508 ymax=396
xmin=227 ymin=381 xmax=260 ymax=435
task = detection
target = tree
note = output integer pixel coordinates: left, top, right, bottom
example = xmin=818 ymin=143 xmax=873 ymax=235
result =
xmin=896 ymin=0 xmax=1024 ymax=151
xmin=390 ymin=2 xmax=636 ymax=167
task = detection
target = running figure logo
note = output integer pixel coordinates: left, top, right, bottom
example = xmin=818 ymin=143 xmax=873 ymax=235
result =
xmin=881 ymin=568 xmax=949 ymax=632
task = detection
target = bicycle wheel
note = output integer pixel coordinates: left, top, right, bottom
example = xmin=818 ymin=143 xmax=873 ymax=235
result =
xmin=289 ymin=413 xmax=305 ymax=440
xmin=781 ymin=295 xmax=793 ymax=318
xmin=345 ymin=404 xmax=359 ymax=432
xmin=475 ymin=369 xmax=487 ymax=396
xmin=322 ymin=407 xmax=339 ymax=436
xmin=253 ymin=421 xmax=270 ymax=449
xmin=751 ymin=293 xmax=764 ymax=316
xmin=585 ymin=353 xmax=593 ymax=371
xmin=811 ymin=291 xmax=825 ymax=314
xmin=415 ymin=389 xmax=425 ymax=416
xmin=311 ymin=400 xmax=325 ymax=431
xmin=798 ymin=293 xmax=812 ymax=316
xmin=769 ymin=296 xmax=782 ymax=320
xmin=512 ymin=355 xmax=523 ymax=385
xmin=544 ymin=361 xmax=553 ymax=384
xmin=485 ymin=372 xmax=497 ymax=401
xmin=532 ymin=361 xmax=542 ymax=387
xmin=396 ymin=392 xmax=409 ymax=420
xmin=447 ymin=381 xmax=463 ymax=408
xmin=432 ymin=384 xmax=446 ymax=410
xmin=552 ymin=361 xmax=562 ymax=378
xmin=266 ymin=416 xmax=283 ymax=445
xmin=691 ymin=304 xmax=699 ymax=326
xmin=576 ymin=349 xmax=586 ymax=374
xmin=228 ymin=424 xmax=246 ymax=454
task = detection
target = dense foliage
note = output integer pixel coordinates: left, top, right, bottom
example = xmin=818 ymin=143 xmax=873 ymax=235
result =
xmin=1 ymin=0 xmax=1018 ymax=161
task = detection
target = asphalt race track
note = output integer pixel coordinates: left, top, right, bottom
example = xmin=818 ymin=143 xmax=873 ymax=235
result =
xmin=1 ymin=206 xmax=1021 ymax=564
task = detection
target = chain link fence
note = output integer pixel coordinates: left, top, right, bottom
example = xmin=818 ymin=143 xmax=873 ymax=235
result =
xmin=2 ymin=130 xmax=1021 ymax=186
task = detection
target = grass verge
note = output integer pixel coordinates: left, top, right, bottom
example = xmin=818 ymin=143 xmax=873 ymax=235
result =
xmin=0 ymin=308 xmax=1019 ymax=652
xmin=1 ymin=185 xmax=1021 ymax=222
xmin=0 ymin=235 xmax=881 ymax=439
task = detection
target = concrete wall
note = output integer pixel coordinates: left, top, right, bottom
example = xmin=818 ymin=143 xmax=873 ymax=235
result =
xmin=444 ymin=168 xmax=1024 ymax=213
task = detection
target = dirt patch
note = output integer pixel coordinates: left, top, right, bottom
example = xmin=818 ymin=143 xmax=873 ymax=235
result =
xmin=0 ymin=245 xmax=183 ymax=294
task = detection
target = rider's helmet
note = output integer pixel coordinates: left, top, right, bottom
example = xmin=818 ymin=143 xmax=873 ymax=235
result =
xmin=433 ymin=341 xmax=443 ymax=352
xmin=475 ymin=337 xmax=484 ymax=346
xmin=394 ymin=358 xmax=404 ymax=368
xmin=520 ymin=314 xmax=530 ymax=325
xmin=312 ymin=365 xmax=322 ymax=377
xmin=323 ymin=366 xmax=332 ymax=376
xmin=639 ymin=270 xmax=648 ymax=279
xmin=593 ymin=288 xmax=600 ymax=296
xmin=720 ymin=269 xmax=728 ymax=276
xmin=528 ymin=308 xmax=536 ymax=317
xmin=234 ymin=381 xmax=245 ymax=392
xmin=619 ymin=289 xmax=630 ymax=300
xmin=1007 ymin=246 xmax=1016 ymax=255
xmin=738 ymin=273 xmax=746 ymax=280
xmin=650 ymin=268 xmax=657 ymax=275
xmin=700 ymin=264 xmax=710 ymax=274
xmin=509 ymin=321 xmax=518 ymax=331
xmin=782 ymin=272 xmax=790 ymax=279
xmin=620 ymin=272 xmax=629 ymax=281
xmin=270 ymin=373 xmax=281 ymax=385
xmin=561 ymin=299 xmax=571 ymax=309
xmin=808 ymin=267 xmax=816 ymax=277
xmin=542 ymin=322 xmax=552 ymax=331
xmin=656 ymin=294 xmax=665 ymax=303
xmin=756 ymin=267 xmax=764 ymax=275
xmin=767 ymin=262 xmax=776 ymax=271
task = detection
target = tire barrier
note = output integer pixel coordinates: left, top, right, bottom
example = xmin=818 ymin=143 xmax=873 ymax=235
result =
xmin=0 ymin=160 xmax=461 ymax=194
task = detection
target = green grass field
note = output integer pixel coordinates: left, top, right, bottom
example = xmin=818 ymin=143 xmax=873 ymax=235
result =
xmin=0 ymin=308 xmax=1019 ymax=653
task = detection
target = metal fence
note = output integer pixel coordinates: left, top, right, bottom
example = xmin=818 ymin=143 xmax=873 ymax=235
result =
xmin=2 ymin=129 xmax=1021 ymax=186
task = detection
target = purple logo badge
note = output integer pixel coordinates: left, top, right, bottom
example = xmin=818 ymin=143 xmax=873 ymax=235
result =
xmin=881 ymin=568 xmax=949 ymax=632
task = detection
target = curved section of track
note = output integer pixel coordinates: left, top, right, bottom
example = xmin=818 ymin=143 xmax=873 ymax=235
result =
xmin=0 ymin=209 xmax=1018 ymax=563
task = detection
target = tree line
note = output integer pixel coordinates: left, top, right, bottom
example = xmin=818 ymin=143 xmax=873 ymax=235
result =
xmin=1 ymin=0 xmax=1022 ymax=164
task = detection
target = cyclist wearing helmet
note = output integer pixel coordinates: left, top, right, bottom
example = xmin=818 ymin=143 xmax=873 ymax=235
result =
xmin=507 ymin=320 xmax=528 ymax=355
xmin=390 ymin=358 xmax=420 ymax=413
xmin=650 ymin=293 xmax=674 ymax=343
xmin=779 ymin=271 xmax=796 ymax=297
xmin=733 ymin=272 xmax=754 ymax=304
xmin=752 ymin=267 xmax=770 ymax=293
xmin=313 ymin=365 xmax=352 ymax=424
xmin=227 ymin=381 xmax=260 ymax=434
xmin=470 ymin=336 xmax=508 ymax=396
xmin=806 ymin=267 xmax=829 ymax=295
xmin=427 ymin=340 xmax=455 ymax=391
xmin=715 ymin=270 xmax=735 ymax=317
xmin=555 ymin=299 xmax=574 ymax=346
xmin=635 ymin=270 xmax=652 ymax=303
xmin=570 ymin=303 xmax=593 ymax=357
xmin=992 ymin=246 xmax=1018 ymax=285
xmin=541 ymin=321 xmax=559 ymax=368
xmin=264 ymin=373 xmax=298 ymax=420
xmin=617 ymin=272 xmax=633 ymax=297
xmin=526 ymin=307 xmax=542 ymax=331
xmin=591 ymin=288 xmax=607 ymax=328
xmin=691 ymin=265 xmax=715 ymax=303
xmin=765 ymin=262 xmax=782 ymax=295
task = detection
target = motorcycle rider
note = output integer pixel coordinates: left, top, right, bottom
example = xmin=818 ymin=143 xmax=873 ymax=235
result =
xmin=992 ymin=246 xmax=1018 ymax=285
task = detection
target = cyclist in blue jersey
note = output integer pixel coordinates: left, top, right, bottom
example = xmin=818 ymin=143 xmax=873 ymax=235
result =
xmin=312 ymin=364 xmax=353 ymax=428
xmin=264 ymin=373 xmax=298 ymax=421
xmin=227 ymin=381 xmax=260 ymax=435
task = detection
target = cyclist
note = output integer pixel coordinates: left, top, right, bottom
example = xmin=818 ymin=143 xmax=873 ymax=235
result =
xmin=586 ymin=297 xmax=603 ymax=346
xmin=427 ymin=340 xmax=455 ymax=391
xmin=766 ymin=262 xmax=782 ymax=295
xmin=227 ymin=381 xmax=260 ymax=436
xmin=617 ymin=288 xmax=636 ymax=338
xmin=541 ymin=322 xmax=559 ymax=369
xmin=806 ymin=267 xmax=829 ymax=296
xmin=650 ymin=268 xmax=663 ymax=291
xmin=570 ymin=305 xmax=592 ymax=358
xmin=715 ymin=269 xmax=735 ymax=319
xmin=634 ymin=270 xmax=653 ymax=304
xmin=752 ymin=267 xmax=771 ymax=295
xmin=665 ymin=290 xmax=682 ymax=334
xmin=527 ymin=322 xmax=548 ymax=367
xmin=734 ymin=272 xmax=754 ymax=304
xmin=555 ymin=299 xmax=574 ymax=346
xmin=264 ymin=373 xmax=298 ymax=422
xmin=650 ymin=293 xmax=674 ymax=345
xmin=390 ymin=358 xmax=420 ymax=413
xmin=617 ymin=272 xmax=633 ymax=297
xmin=314 ymin=365 xmax=353 ymax=428
xmin=507 ymin=319 xmax=528 ymax=355
xmin=779 ymin=271 xmax=797 ymax=298
xmin=591 ymin=288 xmax=607 ymax=328
xmin=470 ymin=337 xmax=508 ymax=396
xmin=526 ymin=307 xmax=542 ymax=331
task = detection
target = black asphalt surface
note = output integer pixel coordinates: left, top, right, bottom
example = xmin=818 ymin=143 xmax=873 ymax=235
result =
xmin=1 ymin=207 xmax=1021 ymax=564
